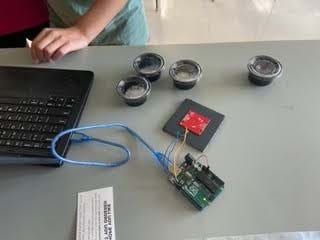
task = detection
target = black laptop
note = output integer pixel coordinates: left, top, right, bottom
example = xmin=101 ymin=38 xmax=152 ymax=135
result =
xmin=0 ymin=66 xmax=93 ymax=166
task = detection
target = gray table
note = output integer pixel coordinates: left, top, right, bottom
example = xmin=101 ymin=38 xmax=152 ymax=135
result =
xmin=0 ymin=41 xmax=319 ymax=240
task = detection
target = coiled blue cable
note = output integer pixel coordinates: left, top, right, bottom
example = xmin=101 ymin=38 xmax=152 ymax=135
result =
xmin=51 ymin=123 xmax=172 ymax=171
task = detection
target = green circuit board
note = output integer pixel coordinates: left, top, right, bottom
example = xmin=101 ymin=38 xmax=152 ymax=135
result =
xmin=170 ymin=154 xmax=224 ymax=210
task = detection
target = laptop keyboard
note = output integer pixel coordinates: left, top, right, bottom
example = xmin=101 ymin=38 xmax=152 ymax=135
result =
xmin=0 ymin=96 xmax=75 ymax=153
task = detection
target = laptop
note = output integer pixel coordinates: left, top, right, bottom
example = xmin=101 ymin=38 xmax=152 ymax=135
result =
xmin=0 ymin=66 xmax=93 ymax=166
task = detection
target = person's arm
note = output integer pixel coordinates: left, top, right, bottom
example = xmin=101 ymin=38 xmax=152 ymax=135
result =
xmin=31 ymin=0 xmax=127 ymax=63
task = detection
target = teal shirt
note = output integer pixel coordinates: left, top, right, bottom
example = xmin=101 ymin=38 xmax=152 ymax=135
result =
xmin=48 ymin=0 xmax=149 ymax=45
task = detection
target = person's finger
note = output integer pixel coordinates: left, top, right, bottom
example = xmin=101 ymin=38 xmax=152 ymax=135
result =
xmin=43 ymin=36 xmax=66 ymax=60
xmin=32 ymin=28 xmax=49 ymax=44
xmin=31 ymin=28 xmax=50 ymax=63
xmin=34 ymin=31 xmax=60 ymax=62
xmin=32 ymin=28 xmax=59 ymax=62
xmin=51 ymin=41 xmax=73 ymax=61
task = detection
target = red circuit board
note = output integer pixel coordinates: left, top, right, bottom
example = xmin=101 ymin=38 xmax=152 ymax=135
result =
xmin=179 ymin=110 xmax=210 ymax=136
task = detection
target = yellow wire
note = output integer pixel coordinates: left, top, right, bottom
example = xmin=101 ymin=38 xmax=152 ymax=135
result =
xmin=173 ymin=128 xmax=188 ymax=178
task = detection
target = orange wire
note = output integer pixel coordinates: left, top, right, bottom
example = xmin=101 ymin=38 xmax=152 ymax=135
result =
xmin=173 ymin=128 xmax=188 ymax=178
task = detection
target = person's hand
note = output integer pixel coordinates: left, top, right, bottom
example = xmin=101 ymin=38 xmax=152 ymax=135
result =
xmin=31 ymin=26 xmax=90 ymax=63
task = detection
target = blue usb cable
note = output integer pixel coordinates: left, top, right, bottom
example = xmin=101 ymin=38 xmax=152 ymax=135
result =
xmin=51 ymin=123 xmax=171 ymax=171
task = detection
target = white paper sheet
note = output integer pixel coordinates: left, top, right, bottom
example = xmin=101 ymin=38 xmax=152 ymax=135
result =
xmin=76 ymin=187 xmax=116 ymax=240
xmin=207 ymin=232 xmax=320 ymax=240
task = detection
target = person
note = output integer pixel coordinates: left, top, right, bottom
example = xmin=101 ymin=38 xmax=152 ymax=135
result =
xmin=0 ymin=1 xmax=49 ymax=48
xmin=31 ymin=0 xmax=149 ymax=63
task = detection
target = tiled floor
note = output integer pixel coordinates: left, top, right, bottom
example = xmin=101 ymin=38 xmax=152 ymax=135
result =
xmin=144 ymin=0 xmax=320 ymax=44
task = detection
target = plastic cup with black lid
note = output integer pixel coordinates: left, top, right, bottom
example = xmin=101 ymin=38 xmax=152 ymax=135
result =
xmin=133 ymin=53 xmax=165 ymax=82
xmin=116 ymin=76 xmax=151 ymax=106
xmin=247 ymin=55 xmax=283 ymax=86
xmin=169 ymin=59 xmax=202 ymax=90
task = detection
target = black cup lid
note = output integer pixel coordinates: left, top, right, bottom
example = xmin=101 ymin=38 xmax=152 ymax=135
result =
xmin=169 ymin=59 xmax=202 ymax=82
xmin=248 ymin=55 xmax=282 ymax=78
xmin=133 ymin=53 xmax=165 ymax=75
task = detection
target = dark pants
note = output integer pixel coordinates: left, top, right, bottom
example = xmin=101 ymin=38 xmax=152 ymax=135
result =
xmin=0 ymin=22 xmax=49 ymax=48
